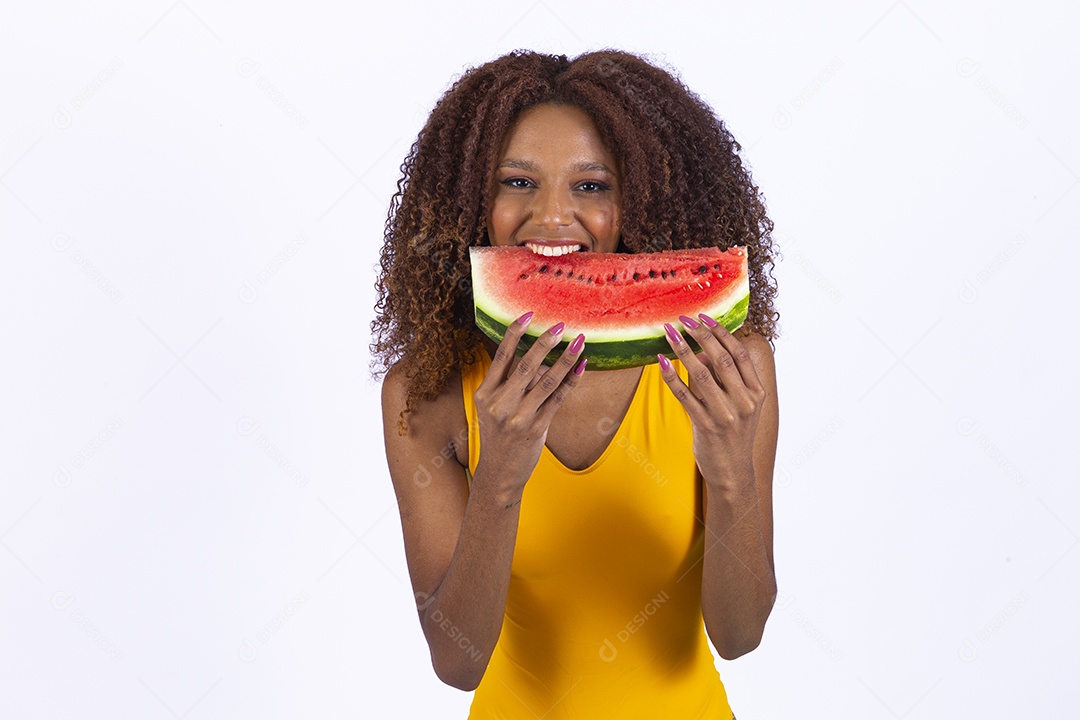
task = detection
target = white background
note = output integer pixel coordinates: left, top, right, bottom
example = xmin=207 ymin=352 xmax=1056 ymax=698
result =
xmin=2 ymin=1 xmax=1078 ymax=717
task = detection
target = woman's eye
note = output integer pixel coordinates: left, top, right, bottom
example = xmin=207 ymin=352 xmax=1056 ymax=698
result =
xmin=501 ymin=177 xmax=533 ymax=189
xmin=577 ymin=181 xmax=609 ymax=192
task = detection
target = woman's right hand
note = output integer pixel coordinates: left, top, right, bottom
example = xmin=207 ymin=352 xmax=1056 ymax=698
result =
xmin=472 ymin=312 xmax=587 ymax=493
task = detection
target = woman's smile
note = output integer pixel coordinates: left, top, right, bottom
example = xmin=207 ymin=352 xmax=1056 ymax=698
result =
xmin=521 ymin=241 xmax=581 ymax=256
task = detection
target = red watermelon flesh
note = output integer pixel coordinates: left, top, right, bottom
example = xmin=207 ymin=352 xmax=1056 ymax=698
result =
xmin=470 ymin=246 xmax=749 ymax=369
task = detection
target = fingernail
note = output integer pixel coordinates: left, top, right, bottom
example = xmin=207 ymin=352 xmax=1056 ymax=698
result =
xmin=697 ymin=313 xmax=718 ymax=328
xmin=516 ymin=311 xmax=533 ymax=326
xmin=657 ymin=354 xmax=672 ymax=371
xmin=574 ymin=357 xmax=588 ymax=375
xmin=664 ymin=323 xmax=682 ymax=344
xmin=568 ymin=333 xmax=585 ymax=354
xmin=549 ymin=322 xmax=566 ymax=336
xmin=679 ymin=315 xmax=699 ymax=330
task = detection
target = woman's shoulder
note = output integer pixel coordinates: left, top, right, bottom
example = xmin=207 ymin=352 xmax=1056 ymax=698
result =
xmin=732 ymin=326 xmax=775 ymax=358
xmin=380 ymin=357 xmax=469 ymax=446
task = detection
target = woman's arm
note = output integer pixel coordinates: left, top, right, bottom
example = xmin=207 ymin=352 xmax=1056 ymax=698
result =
xmin=699 ymin=337 xmax=778 ymax=658
xmin=657 ymin=321 xmax=779 ymax=659
xmin=382 ymin=367 xmax=522 ymax=690
xmin=382 ymin=319 xmax=585 ymax=690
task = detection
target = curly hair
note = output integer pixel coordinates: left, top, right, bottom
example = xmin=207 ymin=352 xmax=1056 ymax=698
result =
xmin=371 ymin=49 xmax=781 ymax=430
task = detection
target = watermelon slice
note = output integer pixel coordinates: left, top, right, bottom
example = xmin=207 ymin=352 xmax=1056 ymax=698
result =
xmin=469 ymin=246 xmax=749 ymax=369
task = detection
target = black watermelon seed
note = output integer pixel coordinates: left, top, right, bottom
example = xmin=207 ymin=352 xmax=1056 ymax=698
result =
xmin=633 ymin=272 xmax=640 ymax=281
xmin=586 ymin=277 xmax=593 ymax=284
xmin=519 ymin=273 xmax=527 ymax=280
xmin=713 ymin=264 xmax=720 ymax=270
xmin=649 ymin=270 xmax=657 ymax=278
xmin=661 ymin=271 xmax=668 ymax=279
xmin=555 ymin=269 xmax=562 ymax=276
xmin=567 ymin=271 xmax=573 ymax=278
xmin=539 ymin=265 xmax=548 ymax=273
xmin=698 ymin=265 xmax=707 ymax=274
xmin=610 ymin=274 xmax=617 ymax=282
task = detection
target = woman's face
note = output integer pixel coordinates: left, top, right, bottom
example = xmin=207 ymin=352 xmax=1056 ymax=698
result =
xmin=487 ymin=103 xmax=622 ymax=255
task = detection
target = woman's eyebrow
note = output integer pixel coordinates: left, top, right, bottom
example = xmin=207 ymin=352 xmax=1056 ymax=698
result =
xmin=574 ymin=161 xmax=615 ymax=174
xmin=497 ymin=159 xmax=538 ymax=171
xmin=497 ymin=159 xmax=615 ymax=174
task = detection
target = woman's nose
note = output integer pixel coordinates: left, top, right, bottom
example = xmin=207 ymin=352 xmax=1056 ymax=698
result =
xmin=532 ymin=185 xmax=572 ymax=229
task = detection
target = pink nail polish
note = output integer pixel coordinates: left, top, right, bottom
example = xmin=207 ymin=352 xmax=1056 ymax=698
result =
xmin=679 ymin=315 xmax=699 ymax=329
xmin=517 ymin=311 xmax=534 ymax=326
xmin=697 ymin=313 xmax=718 ymax=328
xmin=657 ymin=354 xmax=672 ymax=371
xmin=664 ymin=323 xmax=682 ymax=344
xmin=549 ymin=322 xmax=566 ymax=336
xmin=568 ymin=333 xmax=585 ymax=354
xmin=574 ymin=357 xmax=588 ymax=375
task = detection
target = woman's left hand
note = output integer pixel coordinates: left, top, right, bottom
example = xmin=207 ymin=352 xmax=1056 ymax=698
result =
xmin=657 ymin=314 xmax=768 ymax=483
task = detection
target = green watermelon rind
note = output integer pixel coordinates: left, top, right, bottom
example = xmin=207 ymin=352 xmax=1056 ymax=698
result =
xmin=474 ymin=293 xmax=750 ymax=370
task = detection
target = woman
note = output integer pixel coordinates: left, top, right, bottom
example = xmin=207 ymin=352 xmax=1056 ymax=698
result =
xmin=374 ymin=50 xmax=780 ymax=719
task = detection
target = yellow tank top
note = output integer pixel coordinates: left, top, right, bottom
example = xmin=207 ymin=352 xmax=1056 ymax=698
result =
xmin=461 ymin=348 xmax=734 ymax=719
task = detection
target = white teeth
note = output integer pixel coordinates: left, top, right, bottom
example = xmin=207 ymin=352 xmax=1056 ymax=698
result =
xmin=525 ymin=242 xmax=581 ymax=257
